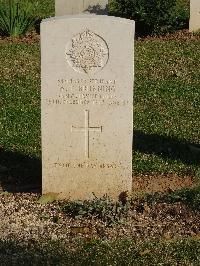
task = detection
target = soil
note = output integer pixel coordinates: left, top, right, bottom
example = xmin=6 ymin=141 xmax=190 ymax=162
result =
xmin=0 ymin=191 xmax=200 ymax=246
xmin=0 ymin=29 xmax=200 ymax=45
xmin=0 ymin=31 xmax=40 ymax=44
xmin=133 ymin=173 xmax=196 ymax=195
xmin=0 ymin=170 xmax=198 ymax=245
xmin=137 ymin=29 xmax=200 ymax=41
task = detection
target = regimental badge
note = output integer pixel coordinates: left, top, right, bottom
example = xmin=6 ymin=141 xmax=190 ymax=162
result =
xmin=66 ymin=29 xmax=109 ymax=74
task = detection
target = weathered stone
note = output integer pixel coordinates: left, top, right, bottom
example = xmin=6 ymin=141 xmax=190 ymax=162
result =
xmin=55 ymin=0 xmax=108 ymax=16
xmin=41 ymin=15 xmax=134 ymax=200
xmin=189 ymin=0 xmax=200 ymax=32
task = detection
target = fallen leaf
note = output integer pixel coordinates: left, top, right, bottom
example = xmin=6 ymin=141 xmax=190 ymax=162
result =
xmin=140 ymin=249 xmax=151 ymax=256
xmin=38 ymin=193 xmax=58 ymax=204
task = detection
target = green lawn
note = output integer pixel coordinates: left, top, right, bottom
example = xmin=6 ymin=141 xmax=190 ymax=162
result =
xmin=0 ymin=39 xmax=199 ymax=183
xmin=35 ymin=0 xmax=55 ymax=18
xmin=134 ymin=40 xmax=200 ymax=175
xmin=1 ymin=238 xmax=200 ymax=265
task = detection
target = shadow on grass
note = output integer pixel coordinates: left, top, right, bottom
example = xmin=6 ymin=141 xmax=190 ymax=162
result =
xmin=144 ymin=186 xmax=200 ymax=211
xmin=0 ymin=130 xmax=199 ymax=193
xmin=0 ymin=239 xmax=68 ymax=265
xmin=0 ymin=149 xmax=41 ymax=193
xmin=134 ymin=130 xmax=200 ymax=166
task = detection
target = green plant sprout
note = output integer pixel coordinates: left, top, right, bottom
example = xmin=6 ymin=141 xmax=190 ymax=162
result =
xmin=0 ymin=0 xmax=38 ymax=37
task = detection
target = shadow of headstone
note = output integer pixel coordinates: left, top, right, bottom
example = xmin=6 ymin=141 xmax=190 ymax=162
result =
xmin=85 ymin=4 xmax=108 ymax=15
xmin=134 ymin=130 xmax=200 ymax=167
xmin=0 ymin=149 xmax=41 ymax=193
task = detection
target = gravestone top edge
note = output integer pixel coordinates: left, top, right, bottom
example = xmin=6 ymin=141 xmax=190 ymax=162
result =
xmin=41 ymin=15 xmax=135 ymax=25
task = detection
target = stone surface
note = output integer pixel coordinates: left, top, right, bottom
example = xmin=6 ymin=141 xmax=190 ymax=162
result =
xmin=189 ymin=0 xmax=200 ymax=32
xmin=41 ymin=15 xmax=134 ymax=200
xmin=55 ymin=0 xmax=108 ymax=16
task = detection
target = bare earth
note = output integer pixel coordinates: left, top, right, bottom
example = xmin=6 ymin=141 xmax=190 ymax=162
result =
xmin=0 ymin=179 xmax=199 ymax=246
xmin=133 ymin=173 xmax=195 ymax=195
xmin=1 ymin=29 xmax=200 ymax=45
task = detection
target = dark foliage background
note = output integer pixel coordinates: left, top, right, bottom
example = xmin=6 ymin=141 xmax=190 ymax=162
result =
xmin=109 ymin=0 xmax=190 ymax=36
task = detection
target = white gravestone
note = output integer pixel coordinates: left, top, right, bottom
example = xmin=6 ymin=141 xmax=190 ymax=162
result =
xmin=41 ymin=15 xmax=134 ymax=200
xmin=55 ymin=0 xmax=108 ymax=16
xmin=189 ymin=0 xmax=200 ymax=32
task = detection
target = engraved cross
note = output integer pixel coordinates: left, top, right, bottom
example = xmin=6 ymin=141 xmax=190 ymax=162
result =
xmin=71 ymin=110 xmax=102 ymax=158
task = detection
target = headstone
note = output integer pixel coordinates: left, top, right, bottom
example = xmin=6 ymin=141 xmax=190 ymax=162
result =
xmin=41 ymin=15 xmax=134 ymax=200
xmin=189 ymin=0 xmax=200 ymax=32
xmin=55 ymin=0 xmax=108 ymax=16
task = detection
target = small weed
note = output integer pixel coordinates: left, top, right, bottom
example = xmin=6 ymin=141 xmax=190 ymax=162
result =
xmin=61 ymin=195 xmax=130 ymax=226
xmin=40 ymin=213 xmax=50 ymax=221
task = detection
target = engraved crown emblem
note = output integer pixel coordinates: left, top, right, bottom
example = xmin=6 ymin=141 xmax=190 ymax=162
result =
xmin=66 ymin=29 xmax=109 ymax=74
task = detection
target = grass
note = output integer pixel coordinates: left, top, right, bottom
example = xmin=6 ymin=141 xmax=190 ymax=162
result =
xmin=0 ymin=39 xmax=199 ymax=185
xmin=144 ymin=186 xmax=200 ymax=211
xmin=0 ymin=0 xmax=54 ymax=37
xmin=0 ymin=43 xmax=40 ymax=156
xmin=0 ymin=4 xmax=200 ymax=264
xmin=134 ymin=40 xmax=200 ymax=175
xmin=1 ymin=237 xmax=200 ymax=265
xmin=0 ymin=43 xmax=41 ymax=186
xmin=34 ymin=0 xmax=54 ymax=18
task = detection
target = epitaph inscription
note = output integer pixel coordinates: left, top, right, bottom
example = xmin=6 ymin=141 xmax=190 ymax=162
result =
xmin=66 ymin=29 xmax=109 ymax=74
